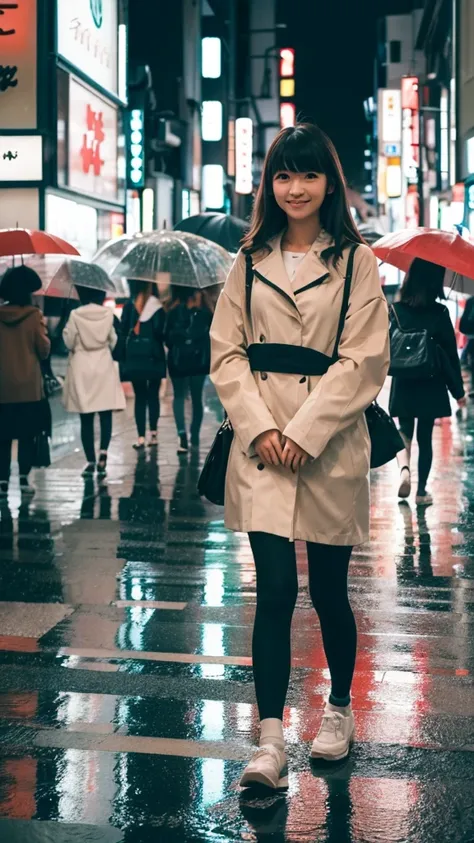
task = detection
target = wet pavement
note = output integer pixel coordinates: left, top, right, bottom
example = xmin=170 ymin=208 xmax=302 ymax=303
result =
xmin=1 ymin=377 xmax=474 ymax=842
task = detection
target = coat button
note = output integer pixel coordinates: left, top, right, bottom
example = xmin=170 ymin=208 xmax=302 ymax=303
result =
xmin=257 ymin=462 xmax=265 ymax=471
xmin=299 ymin=376 xmax=307 ymax=383
xmin=259 ymin=334 xmax=266 ymax=343
xmin=261 ymin=372 xmax=268 ymax=380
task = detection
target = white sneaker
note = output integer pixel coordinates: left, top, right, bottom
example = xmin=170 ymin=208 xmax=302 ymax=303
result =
xmin=240 ymin=744 xmax=288 ymax=789
xmin=310 ymin=706 xmax=355 ymax=761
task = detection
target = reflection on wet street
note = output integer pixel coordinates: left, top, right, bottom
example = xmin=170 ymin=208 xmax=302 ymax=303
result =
xmin=1 ymin=386 xmax=474 ymax=842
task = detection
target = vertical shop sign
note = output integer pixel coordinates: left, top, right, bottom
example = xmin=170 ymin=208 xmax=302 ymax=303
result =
xmin=401 ymin=76 xmax=420 ymax=227
xmin=0 ymin=0 xmax=37 ymax=128
xmin=68 ymin=77 xmax=118 ymax=200
xmin=235 ymin=117 xmax=253 ymax=195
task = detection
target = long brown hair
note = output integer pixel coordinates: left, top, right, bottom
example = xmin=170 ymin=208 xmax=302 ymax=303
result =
xmin=241 ymin=123 xmax=364 ymax=262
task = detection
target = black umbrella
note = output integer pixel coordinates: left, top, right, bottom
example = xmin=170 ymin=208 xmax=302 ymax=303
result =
xmin=175 ymin=213 xmax=249 ymax=254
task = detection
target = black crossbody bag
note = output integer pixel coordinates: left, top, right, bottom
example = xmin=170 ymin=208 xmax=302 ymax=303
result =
xmin=198 ymin=246 xmax=403 ymax=505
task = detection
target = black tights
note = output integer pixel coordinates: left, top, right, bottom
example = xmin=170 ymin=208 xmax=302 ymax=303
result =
xmin=131 ymin=378 xmax=162 ymax=438
xmin=0 ymin=437 xmax=36 ymax=482
xmin=398 ymin=417 xmax=435 ymax=496
xmin=80 ymin=411 xmax=113 ymax=464
xmin=249 ymin=532 xmax=356 ymax=720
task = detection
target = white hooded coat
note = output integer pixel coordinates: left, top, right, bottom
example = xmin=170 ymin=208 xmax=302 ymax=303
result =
xmin=62 ymin=304 xmax=126 ymax=414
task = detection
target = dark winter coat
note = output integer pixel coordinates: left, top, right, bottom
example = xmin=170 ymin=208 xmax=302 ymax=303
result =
xmin=389 ymin=301 xmax=465 ymax=420
xmin=120 ymin=297 xmax=166 ymax=381
xmin=165 ymin=304 xmax=212 ymax=378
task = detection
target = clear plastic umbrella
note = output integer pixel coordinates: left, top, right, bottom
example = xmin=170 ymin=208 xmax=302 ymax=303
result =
xmin=0 ymin=254 xmax=128 ymax=298
xmin=93 ymin=230 xmax=233 ymax=289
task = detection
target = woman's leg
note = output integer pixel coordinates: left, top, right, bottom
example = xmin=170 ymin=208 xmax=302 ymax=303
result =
xmin=416 ymin=418 xmax=436 ymax=496
xmin=80 ymin=413 xmax=96 ymax=463
xmin=131 ymin=380 xmax=147 ymax=438
xmin=189 ymin=375 xmax=206 ymax=443
xmin=0 ymin=440 xmax=12 ymax=484
xmin=397 ymin=416 xmax=415 ymax=498
xmin=18 ymin=437 xmax=36 ymax=479
xmin=248 ymin=532 xmax=299 ymax=721
xmin=171 ymin=377 xmax=187 ymax=436
xmin=146 ymin=378 xmax=161 ymax=432
xmin=99 ymin=411 xmax=113 ymax=452
xmin=306 ymin=543 xmax=355 ymax=705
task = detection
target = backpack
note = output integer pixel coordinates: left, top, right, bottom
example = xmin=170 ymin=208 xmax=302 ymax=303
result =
xmin=168 ymin=307 xmax=211 ymax=377
xmin=388 ymin=304 xmax=439 ymax=379
xmin=120 ymin=311 xmax=166 ymax=380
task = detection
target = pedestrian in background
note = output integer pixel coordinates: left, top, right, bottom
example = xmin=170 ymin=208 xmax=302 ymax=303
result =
xmin=0 ymin=266 xmax=51 ymax=497
xmin=62 ymin=285 xmax=125 ymax=477
xmin=120 ymin=280 xmax=166 ymax=449
xmin=459 ymin=293 xmax=474 ymax=397
xmin=210 ymin=123 xmax=389 ymax=788
xmin=165 ymin=286 xmax=213 ymax=454
xmin=390 ymin=258 xmax=465 ymax=506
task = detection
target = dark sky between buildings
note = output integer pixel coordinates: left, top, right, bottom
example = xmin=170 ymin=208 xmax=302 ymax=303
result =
xmin=282 ymin=0 xmax=421 ymax=189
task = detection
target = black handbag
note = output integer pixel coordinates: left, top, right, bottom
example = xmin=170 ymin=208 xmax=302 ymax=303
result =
xmin=32 ymin=431 xmax=51 ymax=469
xmin=388 ymin=304 xmax=438 ymax=379
xmin=365 ymin=401 xmax=404 ymax=469
xmin=197 ymin=415 xmax=233 ymax=505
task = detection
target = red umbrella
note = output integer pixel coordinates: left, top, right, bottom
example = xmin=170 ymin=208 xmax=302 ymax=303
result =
xmin=372 ymin=228 xmax=474 ymax=281
xmin=0 ymin=228 xmax=80 ymax=257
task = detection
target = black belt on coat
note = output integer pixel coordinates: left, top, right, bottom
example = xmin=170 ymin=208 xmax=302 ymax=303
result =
xmin=247 ymin=343 xmax=334 ymax=376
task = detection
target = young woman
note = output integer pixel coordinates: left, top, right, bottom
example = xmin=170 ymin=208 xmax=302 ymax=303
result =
xmin=165 ymin=286 xmax=213 ymax=454
xmin=62 ymin=286 xmax=125 ymax=477
xmin=120 ymin=280 xmax=166 ymax=449
xmin=210 ymin=123 xmax=390 ymax=789
xmin=0 ymin=266 xmax=51 ymax=497
xmin=390 ymin=258 xmax=465 ymax=505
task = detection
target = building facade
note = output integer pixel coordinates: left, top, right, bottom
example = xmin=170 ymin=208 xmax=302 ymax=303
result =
xmin=0 ymin=0 xmax=128 ymax=258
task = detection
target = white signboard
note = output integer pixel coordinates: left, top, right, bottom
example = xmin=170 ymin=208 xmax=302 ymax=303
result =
xmin=379 ymin=90 xmax=401 ymax=145
xmin=68 ymin=77 xmax=118 ymax=200
xmin=235 ymin=117 xmax=253 ymax=195
xmin=46 ymin=193 xmax=98 ymax=258
xmin=57 ymin=0 xmax=118 ymax=96
xmin=0 ymin=135 xmax=42 ymax=181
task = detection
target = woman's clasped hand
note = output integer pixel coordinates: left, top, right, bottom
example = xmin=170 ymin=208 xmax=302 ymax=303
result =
xmin=253 ymin=429 xmax=311 ymax=472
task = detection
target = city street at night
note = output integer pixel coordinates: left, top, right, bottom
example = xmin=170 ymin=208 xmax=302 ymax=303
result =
xmin=0 ymin=386 xmax=474 ymax=842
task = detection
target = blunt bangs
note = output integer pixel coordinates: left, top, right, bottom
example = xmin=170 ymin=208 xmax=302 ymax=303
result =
xmin=267 ymin=127 xmax=331 ymax=179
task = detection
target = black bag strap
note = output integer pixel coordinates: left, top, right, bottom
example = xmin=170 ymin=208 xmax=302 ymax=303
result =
xmin=332 ymin=244 xmax=359 ymax=360
xmin=245 ymin=251 xmax=253 ymax=321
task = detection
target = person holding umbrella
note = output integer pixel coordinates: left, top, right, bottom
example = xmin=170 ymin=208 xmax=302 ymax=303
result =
xmin=62 ymin=285 xmax=125 ymax=477
xmin=0 ymin=266 xmax=51 ymax=497
xmin=165 ymin=286 xmax=213 ymax=454
xmin=389 ymin=258 xmax=466 ymax=505
xmin=120 ymin=280 xmax=166 ymax=449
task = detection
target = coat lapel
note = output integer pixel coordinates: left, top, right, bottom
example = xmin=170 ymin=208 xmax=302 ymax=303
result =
xmin=252 ymin=230 xmax=336 ymax=306
xmin=252 ymin=232 xmax=297 ymax=307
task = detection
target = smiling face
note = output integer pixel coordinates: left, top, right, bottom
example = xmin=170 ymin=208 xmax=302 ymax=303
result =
xmin=272 ymin=170 xmax=330 ymax=222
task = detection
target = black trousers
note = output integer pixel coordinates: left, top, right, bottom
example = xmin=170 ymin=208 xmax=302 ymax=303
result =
xmin=249 ymin=532 xmax=356 ymax=720
xmin=398 ymin=417 xmax=435 ymax=495
xmin=0 ymin=437 xmax=36 ymax=482
xmin=131 ymin=378 xmax=162 ymax=437
xmin=80 ymin=411 xmax=113 ymax=464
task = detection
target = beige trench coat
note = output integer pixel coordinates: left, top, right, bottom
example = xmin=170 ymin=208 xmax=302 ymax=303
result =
xmin=210 ymin=232 xmax=390 ymax=545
